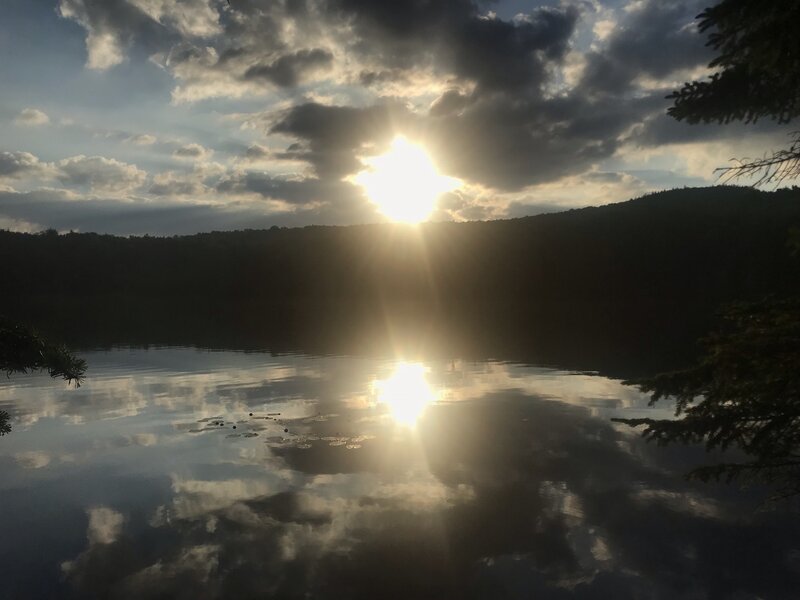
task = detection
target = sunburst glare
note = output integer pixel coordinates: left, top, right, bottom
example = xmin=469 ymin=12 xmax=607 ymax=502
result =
xmin=373 ymin=362 xmax=439 ymax=426
xmin=352 ymin=136 xmax=462 ymax=224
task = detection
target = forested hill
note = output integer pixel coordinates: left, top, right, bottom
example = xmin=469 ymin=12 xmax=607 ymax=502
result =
xmin=2 ymin=186 xmax=800 ymax=309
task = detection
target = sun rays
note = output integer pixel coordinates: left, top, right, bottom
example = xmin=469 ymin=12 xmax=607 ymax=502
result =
xmin=352 ymin=137 xmax=462 ymax=224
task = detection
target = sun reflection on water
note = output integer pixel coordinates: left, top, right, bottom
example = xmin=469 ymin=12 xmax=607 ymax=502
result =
xmin=373 ymin=362 xmax=438 ymax=426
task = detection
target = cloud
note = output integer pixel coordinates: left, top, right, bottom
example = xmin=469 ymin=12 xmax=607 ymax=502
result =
xmin=127 ymin=0 xmax=221 ymax=38
xmin=57 ymin=0 xmax=129 ymax=70
xmin=322 ymin=0 xmax=579 ymax=93
xmin=56 ymin=0 xmax=188 ymax=70
xmin=632 ymin=112 xmax=787 ymax=147
xmin=14 ymin=451 xmax=52 ymax=469
xmin=56 ymin=155 xmax=148 ymax=192
xmin=14 ymin=108 xmax=50 ymax=126
xmin=127 ymin=133 xmax=158 ymax=146
xmin=0 ymin=186 xmax=372 ymax=235
xmin=238 ymin=143 xmax=272 ymax=163
xmin=0 ymin=151 xmax=50 ymax=179
xmin=428 ymin=89 xmax=470 ymax=117
xmin=244 ymin=48 xmax=335 ymax=88
xmin=148 ymin=170 xmax=208 ymax=196
xmin=269 ymin=101 xmax=410 ymax=179
xmin=265 ymin=92 xmax=658 ymax=191
xmin=86 ymin=507 xmax=125 ymax=545
xmin=30 ymin=0 xmax=792 ymax=226
xmin=173 ymin=143 xmax=213 ymax=161
xmin=578 ymin=0 xmax=710 ymax=97
xmin=58 ymin=0 xmax=580 ymax=99
xmin=217 ymin=171 xmax=359 ymax=206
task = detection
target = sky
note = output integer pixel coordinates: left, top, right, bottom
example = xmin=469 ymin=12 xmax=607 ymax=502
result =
xmin=0 ymin=0 xmax=790 ymax=235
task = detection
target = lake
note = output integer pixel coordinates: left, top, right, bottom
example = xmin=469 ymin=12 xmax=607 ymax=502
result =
xmin=2 ymin=342 xmax=799 ymax=599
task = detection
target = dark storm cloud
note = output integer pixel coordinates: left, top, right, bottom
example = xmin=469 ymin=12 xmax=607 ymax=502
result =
xmin=59 ymin=0 xmax=581 ymax=97
xmin=257 ymin=0 xmax=717 ymax=191
xmin=426 ymin=94 xmax=648 ymax=189
xmin=327 ymin=0 xmax=579 ymax=92
xmin=269 ymin=101 xmax=412 ymax=178
xmin=266 ymin=90 xmax=661 ymax=190
xmin=49 ymin=0 xmax=762 ymax=218
xmin=244 ymin=48 xmax=334 ymax=87
xmin=217 ymin=171 xmax=358 ymax=206
xmin=578 ymin=0 xmax=710 ymax=97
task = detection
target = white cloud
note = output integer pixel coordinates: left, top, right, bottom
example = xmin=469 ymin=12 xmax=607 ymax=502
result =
xmin=85 ymin=29 xmax=125 ymax=70
xmin=128 ymin=133 xmax=158 ymax=146
xmin=158 ymin=44 xmax=267 ymax=104
xmin=128 ymin=0 xmax=221 ymax=38
xmin=149 ymin=170 xmax=208 ymax=196
xmin=0 ymin=151 xmax=51 ymax=179
xmin=593 ymin=19 xmax=616 ymax=42
xmin=173 ymin=143 xmax=213 ymax=161
xmin=14 ymin=108 xmax=50 ymax=126
xmin=240 ymin=143 xmax=271 ymax=162
xmin=57 ymin=0 xmax=126 ymax=70
xmin=56 ymin=155 xmax=147 ymax=192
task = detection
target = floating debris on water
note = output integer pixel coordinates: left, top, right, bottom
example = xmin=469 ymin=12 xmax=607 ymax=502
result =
xmin=345 ymin=444 xmax=362 ymax=450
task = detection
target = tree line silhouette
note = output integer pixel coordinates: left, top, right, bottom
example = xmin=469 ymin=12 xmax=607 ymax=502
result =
xmin=2 ymin=186 xmax=799 ymax=309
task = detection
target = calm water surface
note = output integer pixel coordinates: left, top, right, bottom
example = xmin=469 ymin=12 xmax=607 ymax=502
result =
xmin=1 ymin=347 xmax=798 ymax=598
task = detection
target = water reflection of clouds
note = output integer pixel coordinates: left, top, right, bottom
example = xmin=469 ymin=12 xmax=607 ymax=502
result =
xmin=0 ymin=351 xmax=658 ymax=435
xmin=1 ymin=348 xmax=799 ymax=598
xmin=0 ymin=352 xmax=330 ymax=430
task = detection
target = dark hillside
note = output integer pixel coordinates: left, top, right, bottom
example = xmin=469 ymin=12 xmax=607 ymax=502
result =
xmin=2 ymin=186 xmax=798 ymax=307
xmin=3 ymin=186 xmax=799 ymax=376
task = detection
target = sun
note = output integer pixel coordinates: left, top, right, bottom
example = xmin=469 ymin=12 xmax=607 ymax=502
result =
xmin=352 ymin=136 xmax=461 ymax=224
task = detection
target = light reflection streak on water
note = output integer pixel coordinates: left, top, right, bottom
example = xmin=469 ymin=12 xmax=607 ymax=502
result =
xmin=372 ymin=362 xmax=440 ymax=427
